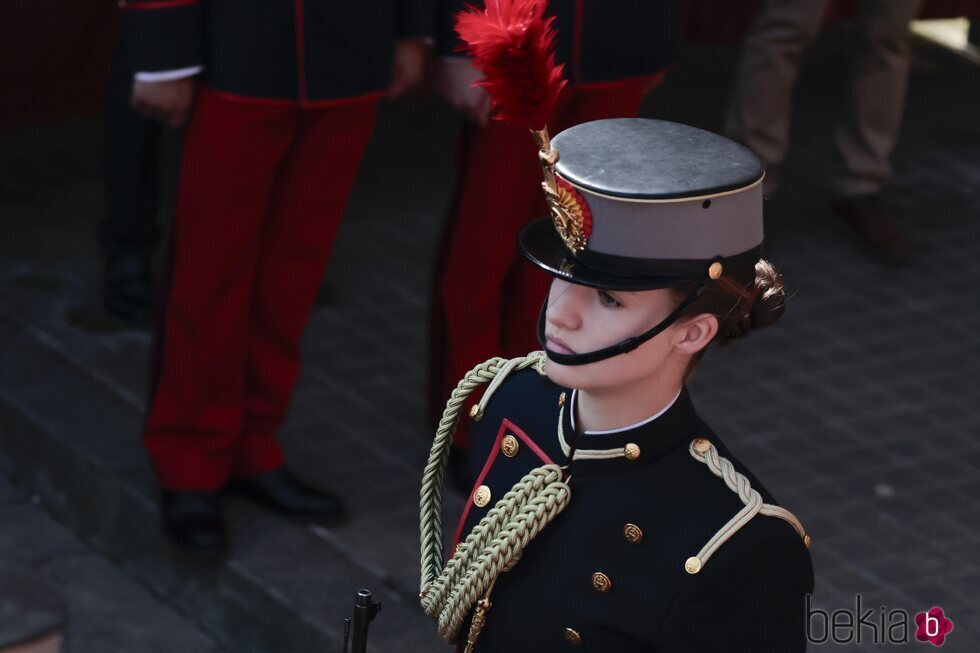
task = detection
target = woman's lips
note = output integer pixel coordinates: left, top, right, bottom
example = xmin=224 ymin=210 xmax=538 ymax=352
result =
xmin=546 ymin=336 xmax=576 ymax=355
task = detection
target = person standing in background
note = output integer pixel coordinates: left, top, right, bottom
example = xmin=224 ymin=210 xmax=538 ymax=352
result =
xmin=430 ymin=0 xmax=680 ymax=472
xmin=123 ymin=0 xmax=432 ymax=552
xmin=100 ymin=25 xmax=164 ymax=326
xmin=725 ymin=0 xmax=924 ymax=266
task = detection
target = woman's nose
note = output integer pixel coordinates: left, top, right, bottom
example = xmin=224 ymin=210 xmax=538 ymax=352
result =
xmin=546 ymin=280 xmax=583 ymax=331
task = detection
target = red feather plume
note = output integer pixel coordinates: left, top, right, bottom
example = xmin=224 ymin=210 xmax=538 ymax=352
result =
xmin=455 ymin=0 xmax=567 ymax=131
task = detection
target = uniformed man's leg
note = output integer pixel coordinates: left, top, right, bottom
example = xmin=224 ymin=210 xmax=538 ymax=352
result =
xmin=145 ymin=88 xmax=295 ymax=492
xmin=237 ymin=101 xmax=378 ymax=482
xmin=100 ymin=41 xmax=163 ymax=325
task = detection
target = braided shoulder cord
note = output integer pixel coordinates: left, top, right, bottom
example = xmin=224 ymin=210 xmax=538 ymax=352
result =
xmin=421 ymin=465 xmax=560 ymax=618
xmin=419 ymin=352 xmax=546 ymax=593
xmin=420 ymin=352 xmax=566 ymax=643
xmin=434 ymin=467 xmax=570 ymax=642
xmin=686 ymin=439 xmax=810 ymax=574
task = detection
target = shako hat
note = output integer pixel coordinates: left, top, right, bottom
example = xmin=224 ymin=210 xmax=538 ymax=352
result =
xmin=454 ymin=0 xmax=767 ymax=366
xmin=519 ymin=118 xmax=765 ymax=290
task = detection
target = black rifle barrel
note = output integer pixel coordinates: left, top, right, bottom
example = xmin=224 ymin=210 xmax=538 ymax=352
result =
xmin=348 ymin=589 xmax=381 ymax=653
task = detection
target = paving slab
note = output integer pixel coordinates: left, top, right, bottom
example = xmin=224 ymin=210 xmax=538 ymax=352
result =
xmin=0 ymin=471 xmax=221 ymax=653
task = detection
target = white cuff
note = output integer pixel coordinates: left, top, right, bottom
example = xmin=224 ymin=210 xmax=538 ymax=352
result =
xmin=134 ymin=66 xmax=203 ymax=83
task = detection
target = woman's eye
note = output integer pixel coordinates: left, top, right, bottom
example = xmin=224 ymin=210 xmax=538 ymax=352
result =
xmin=597 ymin=290 xmax=622 ymax=308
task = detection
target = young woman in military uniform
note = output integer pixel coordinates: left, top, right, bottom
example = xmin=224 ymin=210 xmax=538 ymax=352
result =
xmin=419 ymin=115 xmax=814 ymax=652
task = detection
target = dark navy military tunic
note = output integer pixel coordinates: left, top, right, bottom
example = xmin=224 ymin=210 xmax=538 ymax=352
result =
xmin=122 ymin=0 xmax=433 ymax=103
xmin=455 ymin=367 xmax=814 ymax=652
xmin=437 ymin=0 xmax=681 ymax=86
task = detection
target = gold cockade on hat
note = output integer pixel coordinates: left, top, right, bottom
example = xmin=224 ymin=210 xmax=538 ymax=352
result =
xmin=532 ymin=128 xmax=592 ymax=253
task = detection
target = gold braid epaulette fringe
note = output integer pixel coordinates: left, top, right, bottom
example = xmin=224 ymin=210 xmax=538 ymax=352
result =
xmin=419 ymin=351 xmax=571 ymax=644
xmin=684 ymin=439 xmax=810 ymax=575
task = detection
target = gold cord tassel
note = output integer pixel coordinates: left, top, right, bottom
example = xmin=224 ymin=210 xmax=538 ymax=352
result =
xmin=463 ymin=595 xmax=493 ymax=653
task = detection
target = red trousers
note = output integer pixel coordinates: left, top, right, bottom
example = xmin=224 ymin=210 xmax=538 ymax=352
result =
xmin=145 ymin=87 xmax=378 ymax=490
xmin=431 ymin=79 xmax=655 ymax=446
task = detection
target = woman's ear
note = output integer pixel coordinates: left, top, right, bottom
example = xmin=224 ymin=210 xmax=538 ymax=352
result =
xmin=672 ymin=313 xmax=718 ymax=355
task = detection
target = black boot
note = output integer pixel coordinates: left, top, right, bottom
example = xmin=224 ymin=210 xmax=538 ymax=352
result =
xmin=226 ymin=469 xmax=347 ymax=522
xmin=161 ymin=490 xmax=227 ymax=553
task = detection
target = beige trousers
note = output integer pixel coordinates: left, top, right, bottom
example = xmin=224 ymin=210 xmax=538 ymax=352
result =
xmin=725 ymin=0 xmax=923 ymax=197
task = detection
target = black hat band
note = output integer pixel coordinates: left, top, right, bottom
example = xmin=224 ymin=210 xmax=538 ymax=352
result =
xmin=569 ymin=245 xmax=764 ymax=282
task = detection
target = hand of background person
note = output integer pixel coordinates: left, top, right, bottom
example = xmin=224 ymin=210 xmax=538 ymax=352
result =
xmin=389 ymin=38 xmax=431 ymax=98
xmin=130 ymin=78 xmax=195 ymax=129
xmin=436 ymin=57 xmax=492 ymax=126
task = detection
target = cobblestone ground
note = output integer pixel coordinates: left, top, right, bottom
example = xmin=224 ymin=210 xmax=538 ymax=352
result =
xmin=0 ymin=32 xmax=977 ymax=653
xmin=0 ymin=472 xmax=222 ymax=652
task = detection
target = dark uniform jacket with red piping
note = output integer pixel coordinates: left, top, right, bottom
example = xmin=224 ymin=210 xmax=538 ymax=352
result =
xmin=436 ymin=0 xmax=680 ymax=86
xmin=454 ymin=366 xmax=814 ymax=652
xmin=122 ymin=0 xmax=433 ymax=104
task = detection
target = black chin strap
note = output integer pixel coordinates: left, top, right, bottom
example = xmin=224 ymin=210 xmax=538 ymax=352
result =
xmin=536 ymin=280 xmax=709 ymax=366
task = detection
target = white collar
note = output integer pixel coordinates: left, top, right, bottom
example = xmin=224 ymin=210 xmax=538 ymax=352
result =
xmin=570 ymin=388 xmax=682 ymax=435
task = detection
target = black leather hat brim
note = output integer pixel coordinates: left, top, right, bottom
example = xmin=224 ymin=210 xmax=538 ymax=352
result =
xmin=518 ymin=218 xmax=701 ymax=291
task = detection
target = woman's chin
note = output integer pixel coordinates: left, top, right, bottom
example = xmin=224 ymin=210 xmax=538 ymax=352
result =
xmin=544 ymin=361 xmax=594 ymax=391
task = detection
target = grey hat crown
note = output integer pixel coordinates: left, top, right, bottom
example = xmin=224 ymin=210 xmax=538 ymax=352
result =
xmin=552 ymin=118 xmax=764 ymax=200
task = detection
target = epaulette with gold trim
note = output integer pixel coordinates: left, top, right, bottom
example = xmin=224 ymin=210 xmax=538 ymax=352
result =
xmin=683 ymin=437 xmax=811 ymax=575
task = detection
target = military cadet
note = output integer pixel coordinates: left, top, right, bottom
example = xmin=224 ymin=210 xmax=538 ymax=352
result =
xmin=429 ymin=0 xmax=681 ymax=459
xmin=419 ymin=115 xmax=815 ymax=651
xmin=122 ymin=0 xmax=432 ymax=552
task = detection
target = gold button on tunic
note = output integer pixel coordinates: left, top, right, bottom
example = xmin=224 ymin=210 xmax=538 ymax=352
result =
xmin=473 ymin=485 xmax=492 ymax=507
xmin=685 ymin=556 xmax=702 ymax=574
xmin=563 ymin=628 xmax=582 ymax=645
xmin=623 ymin=523 xmax=643 ymax=544
xmin=591 ymin=572 xmax=612 ymax=593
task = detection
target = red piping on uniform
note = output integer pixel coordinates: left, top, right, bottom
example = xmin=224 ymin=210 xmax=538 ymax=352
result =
xmin=126 ymin=0 xmax=198 ymax=9
xmin=451 ymin=419 xmax=555 ymax=551
xmin=210 ymin=88 xmax=386 ymax=109
xmin=571 ymin=0 xmax=584 ymax=84
xmin=293 ymin=0 xmax=308 ymax=105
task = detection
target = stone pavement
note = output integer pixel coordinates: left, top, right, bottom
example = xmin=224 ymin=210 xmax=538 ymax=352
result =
xmin=1 ymin=31 xmax=978 ymax=653
xmin=0 ymin=473 xmax=221 ymax=652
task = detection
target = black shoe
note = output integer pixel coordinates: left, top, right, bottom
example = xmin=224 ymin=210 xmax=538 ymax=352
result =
xmin=161 ymin=490 xmax=227 ymax=553
xmin=834 ymin=194 xmax=911 ymax=267
xmin=226 ymin=469 xmax=347 ymax=522
xmin=104 ymin=254 xmax=153 ymax=325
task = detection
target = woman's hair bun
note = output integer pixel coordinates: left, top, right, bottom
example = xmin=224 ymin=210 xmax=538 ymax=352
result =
xmin=673 ymin=257 xmax=787 ymax=347
xmin=747 ymin=259 xmax=786 ymax=331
